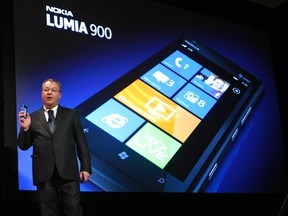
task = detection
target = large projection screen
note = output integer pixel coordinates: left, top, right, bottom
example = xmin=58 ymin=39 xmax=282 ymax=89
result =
xmin=8 ymin=0 xmax=288 ymax=197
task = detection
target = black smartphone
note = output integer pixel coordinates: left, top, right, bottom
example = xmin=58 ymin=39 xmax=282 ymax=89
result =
xmin=21 ymin=104 xmax=28 ymax=119
xmin=75 ymin=35 xmax=264 ymax=192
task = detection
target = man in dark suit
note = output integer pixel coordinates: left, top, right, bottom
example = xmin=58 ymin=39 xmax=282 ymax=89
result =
xmin=17 ymin=78 xmax=92 ymax=216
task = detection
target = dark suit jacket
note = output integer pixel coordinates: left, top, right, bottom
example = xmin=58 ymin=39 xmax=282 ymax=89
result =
xmin=17 ymin=105 xmax=92 ymax=185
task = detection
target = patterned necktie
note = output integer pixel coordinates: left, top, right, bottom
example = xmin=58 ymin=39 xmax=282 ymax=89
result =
xmin=48 ymin=109 xmax=56 ymax=133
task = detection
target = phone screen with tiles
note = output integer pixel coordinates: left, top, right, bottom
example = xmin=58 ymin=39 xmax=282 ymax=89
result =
xmin=75 ymin=35 xmax=264 ymax=192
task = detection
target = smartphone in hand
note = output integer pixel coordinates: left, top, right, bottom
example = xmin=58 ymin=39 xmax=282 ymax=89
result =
xmin=21 ymin=104 xmax=28 ymax=119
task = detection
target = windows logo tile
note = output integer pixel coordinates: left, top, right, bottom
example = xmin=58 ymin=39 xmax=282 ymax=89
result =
xmin=118 ymin=151 xmax=129 ymax=160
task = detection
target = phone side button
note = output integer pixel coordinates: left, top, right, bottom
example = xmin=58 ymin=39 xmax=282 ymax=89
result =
xmin=241 ymin=106 xmax=252 ymax=125
xmin=231 ymin=128 xmax=239 ymax=141
xmin=208 ymin=163 xmax=218 ymax=180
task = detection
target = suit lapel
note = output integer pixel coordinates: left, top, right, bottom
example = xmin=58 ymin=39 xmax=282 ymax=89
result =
xmin=53 ymin=105 xmax=64 ymax=133
xmin=36 ymin=105 xmax=64 ymax=135
xmin=35 ymin=108 xmax=51 ymax=134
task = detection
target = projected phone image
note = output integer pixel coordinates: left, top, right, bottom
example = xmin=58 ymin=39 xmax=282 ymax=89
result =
xmin=75 ymin=35 xmax=264 ymax=192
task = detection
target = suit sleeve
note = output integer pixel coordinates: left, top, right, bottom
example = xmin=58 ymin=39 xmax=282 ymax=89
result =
xmin=17 ymin=128 xmax=33 ymax=150
xmin=73 ymin=110 xmax=92 ymax=174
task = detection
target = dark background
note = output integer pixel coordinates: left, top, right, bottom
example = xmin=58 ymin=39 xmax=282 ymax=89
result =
xmin=2 ymin=0 xmax=288 ymax=215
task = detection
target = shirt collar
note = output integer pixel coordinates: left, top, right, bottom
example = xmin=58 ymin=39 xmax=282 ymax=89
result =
xmin=44 ymin=105 xmax=59 ymax=114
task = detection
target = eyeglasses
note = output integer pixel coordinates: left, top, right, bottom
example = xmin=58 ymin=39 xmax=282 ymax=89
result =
xmin=42 ymin=88 xmax=59 ymax=93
